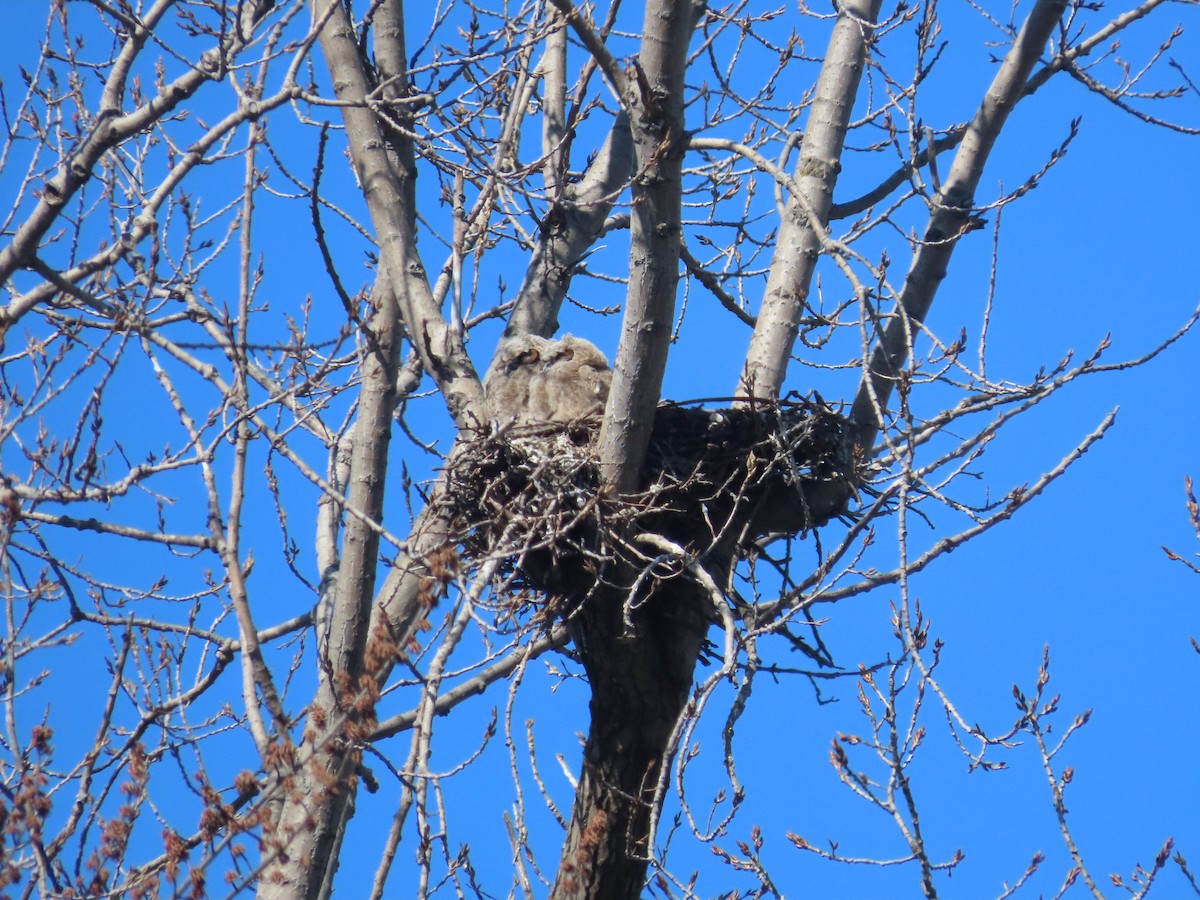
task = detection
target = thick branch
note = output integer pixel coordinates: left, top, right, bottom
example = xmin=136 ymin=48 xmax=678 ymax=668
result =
xmin=735 ymin=0 xmax=883 ymax=402
xmin=310 ymin=0 xmax=485 ymax=427
xmin=849 ymin=0 xmax=1070 ymax=448
xmin=374 ymin=0 xmax=419 ymax=227
xmin=508 ymin=115 xmax=635 ymax=339
xmin=550 ymin=578 xmax=711 ymax=900
xmin=257 ymin=3 xmax=444 ymax=896
xmin=597 ymin=0 xmax=702 ymax=493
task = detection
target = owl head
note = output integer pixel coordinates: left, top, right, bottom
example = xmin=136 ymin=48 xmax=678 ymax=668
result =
xmin=484 ymin=334 xmax=552 ymax=423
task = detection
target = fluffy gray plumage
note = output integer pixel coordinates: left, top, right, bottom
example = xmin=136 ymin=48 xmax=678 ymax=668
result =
xmin=528 ymin=334 xmax=612 ymax=422
xmin=485 ymin=333 xmax=612 ymax=424
xmin=485 ymin=334 xmax=550 ymax=424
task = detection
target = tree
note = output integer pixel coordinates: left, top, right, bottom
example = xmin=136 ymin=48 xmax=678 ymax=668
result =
xmin=0 ymin=0 xmax=1196 ymax=897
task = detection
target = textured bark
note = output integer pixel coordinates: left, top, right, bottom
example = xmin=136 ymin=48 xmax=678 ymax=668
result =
xmin=258 ymin=3 xmax=455 ymax=895
xmin=736 ymin=0 xmax=883 ymax=402
xmin=849 ymin=0 xmax=1069 ymax=448
xmin=256 ymin=276 xmax=401 ymax=900
xmin=551 ymin=1 xmax=710 ymax=892
xmin=308 ymin=0 xmax=485 ymax=428
xmin=373 ymin=0 xmax=419 ymax=228
xmin=596 ymin=0 xmax=701 ymax=493
xmin=550 ymin=578 xmax=710 ymax=900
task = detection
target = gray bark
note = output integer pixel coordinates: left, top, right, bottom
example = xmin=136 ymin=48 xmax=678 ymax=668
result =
xmin=258 ymin=1 xmax=473 ymax=894
xmin=849 ymin=0 xmax=1070 ymax=449
xmin=736 ymin=0 xmax=883 ymax=402
xmin=596 ymin=0 xmax=703 ymax=494
xmin=509 ymin=116 xmax=636 ymax=339
xmin=258 ymin=4 xmax=638 ymax=894
xmin=309 ymin=0 xmax=485 ymax=427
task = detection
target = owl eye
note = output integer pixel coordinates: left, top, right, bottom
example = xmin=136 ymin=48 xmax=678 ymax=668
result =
xmin=506 ymin=349 xmax=539 ymax=372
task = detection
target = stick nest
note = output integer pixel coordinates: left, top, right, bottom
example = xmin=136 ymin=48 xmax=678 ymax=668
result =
xmin=442 ymin=400 xmax=861 ymax=601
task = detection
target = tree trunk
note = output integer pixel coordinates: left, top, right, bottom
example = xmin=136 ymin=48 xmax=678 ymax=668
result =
xmin=551 ymin=578 xmax=710 ymax=899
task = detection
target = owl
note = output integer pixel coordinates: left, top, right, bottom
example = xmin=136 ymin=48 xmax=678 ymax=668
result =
xmin=484 ymin=334 xmax=550 ymax=423
xmin=528 ymin=335 xmax=612 ymax=422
